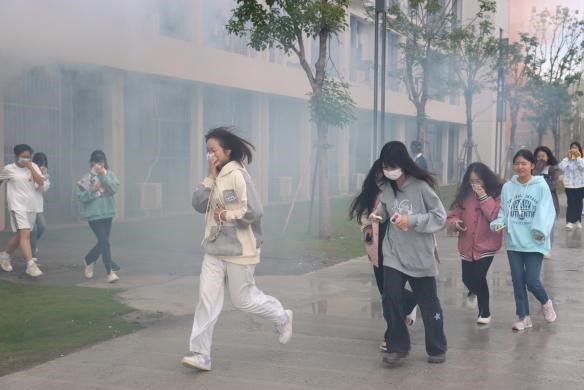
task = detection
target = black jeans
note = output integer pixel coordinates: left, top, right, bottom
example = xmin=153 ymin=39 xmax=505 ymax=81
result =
xmin=461 ymin=256 xmax=494 ymax=317
xmin=565 ymin=187 xmax=584 ymax=223
xmin=86 ymin=218 xmax=114 ymax=274
xmin=382 ymin=267 xmax=447 ymax=357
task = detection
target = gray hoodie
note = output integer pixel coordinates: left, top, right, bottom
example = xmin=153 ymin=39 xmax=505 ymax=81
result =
xmin=375 ymin=176 xmax=446 ymax=277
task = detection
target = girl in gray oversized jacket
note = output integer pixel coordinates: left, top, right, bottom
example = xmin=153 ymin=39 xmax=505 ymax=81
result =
xmin=372 ymin=141 xmax=448 ymax=366
xmin=182 ymin=127 xmax=292 ymax=372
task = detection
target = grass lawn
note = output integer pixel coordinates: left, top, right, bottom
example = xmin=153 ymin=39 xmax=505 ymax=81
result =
xmin=0 ymin=281 xmax=138 ymax=376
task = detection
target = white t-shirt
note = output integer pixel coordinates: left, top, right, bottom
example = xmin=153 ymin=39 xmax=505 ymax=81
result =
xmin=0 ymin=163 xmax=47 ymax=212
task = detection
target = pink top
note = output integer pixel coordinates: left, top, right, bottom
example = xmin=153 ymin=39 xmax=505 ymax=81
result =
xmin=447 ymin=194 xmax=503 ymax=261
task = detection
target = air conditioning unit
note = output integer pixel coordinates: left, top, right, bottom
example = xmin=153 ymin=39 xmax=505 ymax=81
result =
xmin=276 ymin=176 xmax=293 ymax=200
xmin=140 ymin=182 xmax=162 ymax=210
xmin=355 ymin=173 xmax=366 ymax=191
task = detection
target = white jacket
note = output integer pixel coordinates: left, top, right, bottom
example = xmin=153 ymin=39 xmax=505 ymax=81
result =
xmin=559 ymin=157 xmax=584 ymax=188
xmin=192 ymin=161 xmax=263 ymax=265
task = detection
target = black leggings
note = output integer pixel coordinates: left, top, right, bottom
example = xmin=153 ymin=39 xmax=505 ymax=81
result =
xmin=461 ymin=257 xmax=494 ymax=317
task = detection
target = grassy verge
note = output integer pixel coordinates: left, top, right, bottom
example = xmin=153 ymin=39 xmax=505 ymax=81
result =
xmin=0 ymin=281 xmax=138 ymax=376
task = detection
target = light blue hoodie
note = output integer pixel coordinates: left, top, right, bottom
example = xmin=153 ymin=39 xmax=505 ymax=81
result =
xmin=490 ymin=175 xmax=555 ymax=254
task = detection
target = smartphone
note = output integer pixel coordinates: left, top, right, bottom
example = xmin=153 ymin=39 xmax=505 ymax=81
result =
xmin=390 ymin=213 xmax=400 ymax=224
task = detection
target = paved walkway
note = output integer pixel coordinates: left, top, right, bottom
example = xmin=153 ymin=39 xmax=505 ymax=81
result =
xmin=1 ymin=225 xmax=584 ymax=389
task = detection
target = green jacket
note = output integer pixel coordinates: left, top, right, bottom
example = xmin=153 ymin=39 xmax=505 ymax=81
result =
xmin=76 ymin=170 xmax=119 ymax=221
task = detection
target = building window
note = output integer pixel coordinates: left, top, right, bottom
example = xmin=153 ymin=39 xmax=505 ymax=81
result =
xmin=158 ymin=0 xmax=190 ymax=40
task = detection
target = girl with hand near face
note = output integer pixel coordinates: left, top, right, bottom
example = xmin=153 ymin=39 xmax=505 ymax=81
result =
xmin=447 ymin=163 xmax=502 ymax=325
xmin=182 ymin=127 xmax=292 ymax=372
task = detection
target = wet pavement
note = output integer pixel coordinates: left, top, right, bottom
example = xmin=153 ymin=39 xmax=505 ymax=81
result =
xmin=1 ymin=223 xmax=584 ymax=389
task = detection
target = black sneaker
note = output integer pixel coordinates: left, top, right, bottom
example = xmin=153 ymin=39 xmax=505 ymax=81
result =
xmin=382 ymin=351 xmax=408 ymax=366
xmin=427 ymin=354 xmax=446 ymax=364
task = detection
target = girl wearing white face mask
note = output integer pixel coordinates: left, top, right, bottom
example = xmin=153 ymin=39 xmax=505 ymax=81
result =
xmin=0 ymin=144 xmax=47 ymax=278
xmin=349 ymin=159 xmax=418 ymax=353
xmin=370 ymin=141 xmax=447 ymax=366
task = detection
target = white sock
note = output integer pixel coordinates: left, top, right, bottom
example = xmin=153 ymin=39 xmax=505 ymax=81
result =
xmin=27 ymin=260 xmax=35 ymax=266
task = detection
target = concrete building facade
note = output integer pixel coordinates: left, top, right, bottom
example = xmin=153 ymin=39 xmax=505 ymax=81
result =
xmin=0 ymin=0 xmax=509 ymax=227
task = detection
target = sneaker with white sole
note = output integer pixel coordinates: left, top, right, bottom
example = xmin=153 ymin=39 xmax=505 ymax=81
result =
xmin=181 ymin=353 xmax=212 ymax=371
xmin=512 ymin=316 xmax=533 ymax=331
xmin=576 ymin=222 xmax=583 ymax=229
xmin=106 ymin=271 xmax=119 ymax=283
xmin=277 ymin=309 xmax=293 ymax=344
xmin=0 ymin=252 xmax=13 ymax=272
xmin=405 ymin=306 xmax=417 ymax=326
xmin=84 ymin=261 xmax=95 ymax=279
xmin=565 ymin=222 xmax=575 ymax=230
xmin=25 ymin=259 xmax=43 ymax=278
xmin=542 ymin=299 xmax=557 ymax=323
xmin=379 ymin=340 xmax=388 ymax=352
xmin=477 ymin=315 xmax=491 ymax=325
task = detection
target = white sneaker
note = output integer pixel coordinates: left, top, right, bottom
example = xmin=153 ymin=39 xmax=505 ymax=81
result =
xmin=576 ymin=222 xmax=583 ymax=229
xmin=181 ymin=353 xmax=212 ymax=371
xmin=406 ymin=306 xmax=417 ymax=326
xmin=106 ymin=271 xmax=119 ymax=283
xmin=477 ymin=316 xmax=491 ymax=325
xmin=277 ymin=309 xmax=293 ymax=344
xmin=0 ymin=252 xmax=13 ymax=272
xmin=565 ymin=222 xmax=575 ymax=230
xmin=25 ymin=259 xmax=43 ymax=278
xmin=512 ymin=316 xmax=533 ymax=331
xmin=84 ymin=261 xmax=95 ymax=279
xmin=465 ymin=293 xmax=478 ymax=309
xmin=542 ymin=299 xmax=557 ymax=323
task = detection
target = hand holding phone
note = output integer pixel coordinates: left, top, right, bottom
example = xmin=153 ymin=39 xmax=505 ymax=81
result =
xmin=369 ymin=213 xmax=383 ymax=223
xmin=455 ymin=220 xmax=467 ymax=232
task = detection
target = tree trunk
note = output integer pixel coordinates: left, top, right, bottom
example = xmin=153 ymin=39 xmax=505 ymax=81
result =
xmin=504 ymin=102 xmax=519 ymax=179
xmin=464 ymin=90 xmax=474 ymax=168
xmin=316 ymin=122 xmax=331 ymax=239
xmin=552 ymin=115 xmax=561 ymax=158
xmin=415 ymin=110 xmax=426 ymax=142
xmin=537 ymin=131 xmax=543 ymax=146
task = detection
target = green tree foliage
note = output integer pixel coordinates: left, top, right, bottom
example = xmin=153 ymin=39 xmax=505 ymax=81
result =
xmin=226 ymin=0 xmax=354 ymax=239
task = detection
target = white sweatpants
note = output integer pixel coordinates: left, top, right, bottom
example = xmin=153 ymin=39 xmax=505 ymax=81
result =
xmin=189 ymin=254 xmax=287 ymax=355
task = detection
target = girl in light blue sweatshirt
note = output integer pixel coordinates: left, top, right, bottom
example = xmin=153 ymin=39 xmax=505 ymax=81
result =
xmin=491 ymin=149 xmax=557 ymax=331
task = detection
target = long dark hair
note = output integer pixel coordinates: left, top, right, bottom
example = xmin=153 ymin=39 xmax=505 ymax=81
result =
xmin=349 ymin=159 xmax=382 ymax=222
xmin=379 ymin=141 xmax=435 ymax=196
xmin=451 ymin=162 xmax=502 ymax=209
xmin=533 ymin=146 xmax=558 ymax=166
xmin=570 ymin=141 xmax=583 ymax=156
xmin=90 ymin=150 xmax=109 ymax=169
xmin=32 ymin=152 xmax=48 ymax=168
xmin=205 ymin=126 xmax=255 ymax=164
